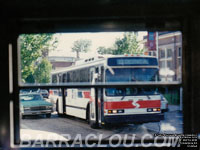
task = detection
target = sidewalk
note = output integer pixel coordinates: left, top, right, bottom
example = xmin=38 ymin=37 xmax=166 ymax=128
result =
xmin=168 ymin=104 xmax=181 ymax=112
xmin=144 ymin=104 xmax=183 ymax=134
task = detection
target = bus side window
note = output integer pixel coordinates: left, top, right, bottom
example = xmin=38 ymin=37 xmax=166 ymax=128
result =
xmin=58 ymin=90 xmax=62 ymax=96
xmin=65 ymin=90 xmax=67 ymax=96
xmin=90 ymin=71 xmax=93 ymax=82
xmin=63 ymin=74 xmax=67 ymax=83
xmin=101 ymin=66 xmax=104 ymax=82
xmin=67 ymin=73 xmax=70 ymax=82
xmin=72 ymin=89 xmax=77 ymax=99
xmin=59 ymin=74 xmax=62 ymax=83
xmin=78 ymin=91 xmax=83 ymax=98
xmin=95 ymin=67 xmax=99 ymax=73
xmin=52 ymin=75 xmax=57 ymax=83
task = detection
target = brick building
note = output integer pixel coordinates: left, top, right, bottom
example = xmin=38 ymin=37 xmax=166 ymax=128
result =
xmin=142 ymin=31 xmax=182 ymax=82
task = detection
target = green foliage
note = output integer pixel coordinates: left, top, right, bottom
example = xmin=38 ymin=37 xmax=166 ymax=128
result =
xmin=97 ymin=32 xmax=144 ymax=55
xmin=97 ymin=46 xmax=114 ymax=55
xmin=113 ymin=32 xmax=144 ymax=55
xmin=20 ymin=34 xmax=57 ymax=83
xmin=72 ymin=39 xmax=92 ymax=58
xmin=25 ymin=74 xmax=35 ymax=83
xmin=34 ymin=58 xmax=52 ymax=83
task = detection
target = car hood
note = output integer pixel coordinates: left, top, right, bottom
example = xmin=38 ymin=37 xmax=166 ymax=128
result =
xmin=21 ymin=100 xmax=52 ymax=107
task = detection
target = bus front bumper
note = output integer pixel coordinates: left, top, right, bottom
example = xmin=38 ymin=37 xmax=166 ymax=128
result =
xmin=104 ymin=113 xmax=164 ymax=124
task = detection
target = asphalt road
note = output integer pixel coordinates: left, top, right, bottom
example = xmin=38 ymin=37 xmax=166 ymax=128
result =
xmin=20 ymin=105 xmax=183 ymax=141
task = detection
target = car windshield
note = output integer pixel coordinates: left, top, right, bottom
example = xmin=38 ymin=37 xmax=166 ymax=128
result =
xmin=20 ymin=94 xmax=43 ymax=101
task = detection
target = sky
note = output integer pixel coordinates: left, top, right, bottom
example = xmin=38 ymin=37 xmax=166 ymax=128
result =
xmin=49 ymin=32 xmax=147 ymax=58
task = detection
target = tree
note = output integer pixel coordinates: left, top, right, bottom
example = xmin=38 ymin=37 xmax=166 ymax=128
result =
xmin=72 ymin=39 xmax=92 ymax=58
xmin=20 ymin=34 xmax=57 ymax=83
xmin=34 ymin=58 xmax=52 ymax=83
xmin=97 ymin=32 xmax=144 ymax=55
xmin=97 ymin=46 xmax=114 ymax=55
xmin=113 ymin=32 xmax=144 ymax=55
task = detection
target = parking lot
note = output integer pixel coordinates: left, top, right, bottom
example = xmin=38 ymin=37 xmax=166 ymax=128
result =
xmin=21 ymin=104 xmax=183 ymax=141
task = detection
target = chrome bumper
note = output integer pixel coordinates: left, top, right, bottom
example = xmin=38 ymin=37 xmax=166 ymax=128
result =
xmin=22 ymin=110 xmax=53 ymax=115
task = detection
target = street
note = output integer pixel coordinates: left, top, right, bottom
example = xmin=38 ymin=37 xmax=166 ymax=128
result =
xmin=20 ymin=104 xmax=183 ymax=141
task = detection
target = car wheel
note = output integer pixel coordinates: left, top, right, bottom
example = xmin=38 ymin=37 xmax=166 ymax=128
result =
xmin=46 ymin=113 xmax=51 ymax=118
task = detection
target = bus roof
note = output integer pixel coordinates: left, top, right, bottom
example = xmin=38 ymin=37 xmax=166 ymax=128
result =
xmin=51 ymin=55 xmax=157 ymax=75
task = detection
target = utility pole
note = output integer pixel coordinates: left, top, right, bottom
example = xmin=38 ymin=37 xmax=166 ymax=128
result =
xmin=156 ymin=32 xmax=159 ymax=60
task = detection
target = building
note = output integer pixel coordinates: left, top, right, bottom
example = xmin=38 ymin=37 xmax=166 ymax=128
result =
xmin=47 ymin=56 xmax=76 ymax=70
xmin=142 ymin=31 xmax=182 ymax=82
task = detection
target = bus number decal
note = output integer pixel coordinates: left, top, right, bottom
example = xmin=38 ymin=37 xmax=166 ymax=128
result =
xmin=131 ymin=100 xmax=140 ymax=108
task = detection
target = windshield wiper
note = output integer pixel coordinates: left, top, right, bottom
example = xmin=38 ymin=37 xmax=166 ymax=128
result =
xmin=121 ymin=95 xmax=126 ymax=100
xmin=107 ymin=66 xmax=115 ymax=75
xmin=147 ymin=95 xmax=151 ymax=99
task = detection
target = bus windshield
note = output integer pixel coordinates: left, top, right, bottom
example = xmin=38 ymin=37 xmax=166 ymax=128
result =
xmin=105 ymin=68 xmax=159 ymax=82
xmin=105 ymin=87 xmax=158 ymax=96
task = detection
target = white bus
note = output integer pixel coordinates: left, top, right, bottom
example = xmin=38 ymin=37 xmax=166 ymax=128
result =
xmin=51 ymin=55 xmax=164 ymax=128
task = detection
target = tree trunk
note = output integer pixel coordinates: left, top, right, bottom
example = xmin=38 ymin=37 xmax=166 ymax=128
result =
xmin=77 ymin=51 xmax=80 ymax=59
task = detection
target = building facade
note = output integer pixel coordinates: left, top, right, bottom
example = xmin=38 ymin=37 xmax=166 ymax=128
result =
xmin=142 ymin=31 xmax=182 ymax=82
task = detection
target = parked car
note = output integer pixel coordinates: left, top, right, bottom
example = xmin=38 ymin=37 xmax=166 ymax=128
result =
xmin=38 ymin=89 xmax=49 ymax=98
xmin=161 ymin=94 xmax=169 ymax=113
xmin=20 ymin=93 xmax=53 ymax=118
xmin=20 ymin=88 xmax=39 ymax=94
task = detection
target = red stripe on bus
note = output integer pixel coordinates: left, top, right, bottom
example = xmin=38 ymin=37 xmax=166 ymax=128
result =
xmin=104 ymin=100 xmax=161 ymax=109
xmin=83 ymin=91 xmax=91 ymax=98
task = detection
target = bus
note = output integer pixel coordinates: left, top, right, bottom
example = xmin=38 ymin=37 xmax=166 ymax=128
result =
xmin=51 ymin=55 xmax=164 ymax=128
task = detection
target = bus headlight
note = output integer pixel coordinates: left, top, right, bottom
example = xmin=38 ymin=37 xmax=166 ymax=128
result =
xmin=107 ymin=109 xmax=124 ymax=114
xmin=147 ymin=108 xmax=160 ymax=112
xmin=113 ymin=110 xmax=117 ymax=114
xmin=147 ymin=108 xmax=153 ymax=112
xmin=108 ymin=110 xmax=113 ymax=114
xmin=117 ymin=110 xmax=124 ymax=113
xmin=153 ymin=108 xmax=157 ymax=111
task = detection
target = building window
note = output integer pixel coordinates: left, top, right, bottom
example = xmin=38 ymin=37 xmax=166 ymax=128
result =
xmin=167 ymin=49 xmax=172 ymax=58
xmin=167 ymin=60 xmax=172 ymax=69
xmin=178 ymin=58 xmax=181 ymax=66
xmin=160 ymin=49 xmax=165 ymax=58
xmin=178 ymin=47 xmax=182 ymax=57
xmin=160 ymin=61 xmax=165 ymax=68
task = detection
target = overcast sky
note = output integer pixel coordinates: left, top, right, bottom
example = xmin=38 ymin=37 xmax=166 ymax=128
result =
xmin=49 ymin=32 xmax=147 ymax=58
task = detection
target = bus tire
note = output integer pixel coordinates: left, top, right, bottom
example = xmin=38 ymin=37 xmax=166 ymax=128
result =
xmin=87 ymin=105 xmax=99 ymax=129
xmin=56 ymin=100 xmax=63 ymax=117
